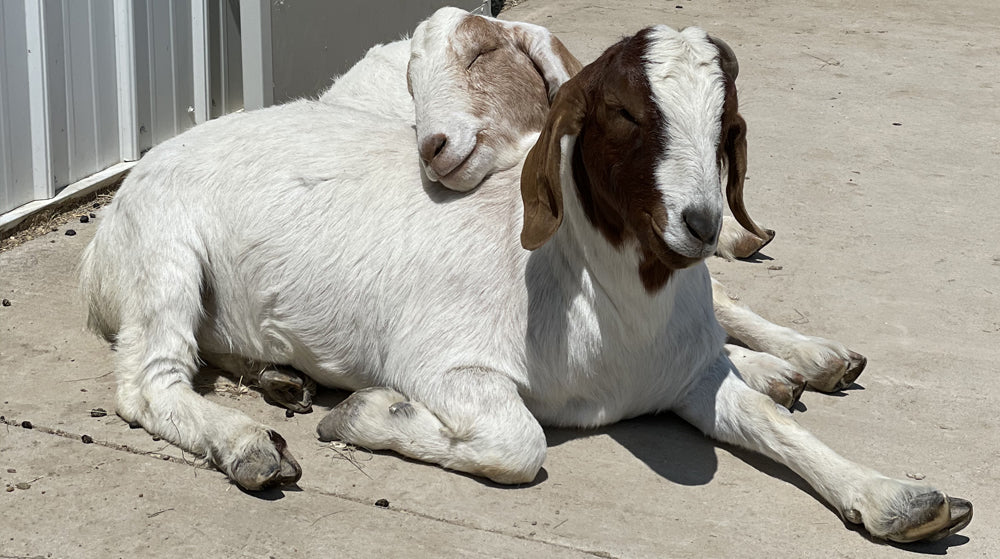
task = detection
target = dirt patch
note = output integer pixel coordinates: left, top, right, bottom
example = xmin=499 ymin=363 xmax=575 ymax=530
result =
xmin=0 ymin=184 xmax=120 ymax=253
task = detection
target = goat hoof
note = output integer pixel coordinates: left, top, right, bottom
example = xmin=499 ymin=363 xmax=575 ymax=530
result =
xmin=316 ymin=387 xmax=409 ymax=444
xmin=832 ymin=351 xmax=866 ymax=391
xmin=229 ymin=430 xmax=302 ymax=491
xmin=883 ymin=493 xmax=973 ymax=543
xmin=858 ymin=490 xmax=973 ymax=544
xmin=804 ymin=348 xmax=867 ymax=393
xmin=259 ymin=366 xmax=316 ymax=414
xmin=926 ymin=497 xmax=973 ymax=542
xmin=769 ymin=372 xmax=806 ymax=410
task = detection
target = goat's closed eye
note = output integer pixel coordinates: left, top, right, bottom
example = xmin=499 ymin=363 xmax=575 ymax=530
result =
xmin=618 ymin=107 xmax=639 ymax=125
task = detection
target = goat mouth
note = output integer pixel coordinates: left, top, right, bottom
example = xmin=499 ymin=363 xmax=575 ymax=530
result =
xmin=438 ymin=146 xmax=477 ymax=181
xmin=646 ymin=214 xmax=704 ymax=269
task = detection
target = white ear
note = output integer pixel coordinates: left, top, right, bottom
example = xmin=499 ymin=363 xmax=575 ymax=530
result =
xmin=508 ymin=22 xmax=583 ymax=101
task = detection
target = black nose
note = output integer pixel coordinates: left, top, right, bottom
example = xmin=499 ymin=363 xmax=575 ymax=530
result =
xmin=682 ymin=206 xmax=720 ymax=245
xmin=418 ymin=133 xmax=447 ymax=163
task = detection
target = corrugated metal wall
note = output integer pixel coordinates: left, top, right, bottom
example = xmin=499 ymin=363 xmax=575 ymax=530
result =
xmin=0 ymin=0 xmax=36 ymax=213
xmin=1 ymin=0 xmax=489 ymax=228
xmin=41 ymin=0 xmax=120 ymax=189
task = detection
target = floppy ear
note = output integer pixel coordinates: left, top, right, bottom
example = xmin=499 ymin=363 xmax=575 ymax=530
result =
xmin=510 ymin=22 xmax=583 ymax=101
xmin=722 ymin=112 xmax=773 ymax=243
xmin=520 ymin=77 xmax=588 ymax=250
xmin=709 ymin=35 xmax=775 ymax=244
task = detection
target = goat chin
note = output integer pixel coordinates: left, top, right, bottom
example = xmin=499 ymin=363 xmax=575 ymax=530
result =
xmin=78 ymin=7 xmax=971 ymax=544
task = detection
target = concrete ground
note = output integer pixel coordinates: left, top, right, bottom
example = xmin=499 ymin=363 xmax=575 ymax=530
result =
xmin=2 ymin=0 xmax=997 ymax=557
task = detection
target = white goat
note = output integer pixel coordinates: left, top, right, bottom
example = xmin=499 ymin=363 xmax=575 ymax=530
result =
xmin=79 ymin=7 xmax=970 ymax=543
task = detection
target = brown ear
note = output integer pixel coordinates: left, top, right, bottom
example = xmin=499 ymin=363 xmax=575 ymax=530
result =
xmin=709 ymin=35 xmax=775 ymax=244
xmin=723 ymin=112 xmax=774 ymax=243
xmin=520 ymin=77 xmax=588 ymax=250
xmin=510 ymin=22 xmax=583 ymax=101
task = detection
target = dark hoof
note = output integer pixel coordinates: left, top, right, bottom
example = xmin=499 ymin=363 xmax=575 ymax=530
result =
xmin=885 ymin=493 xmax=973 ymax=543
xmin=759 ymin=228 xmax=776 ymax=248
xmin=789 ymin=374 xmax=806 ymax=409
xmin=926 ymin=497 xmax=973 ymax=542
xmin=230 ymin=430 xmax=302 ymax=491
xmin=260 ymin=367 xmax=316 ymax=414
xmin=834 ymin=351 xmax=867 ymax=391
xmin=316 ymin=390 xmax=368 ymax=442
xmin=770 ymin=372 xmax=806 ymax=410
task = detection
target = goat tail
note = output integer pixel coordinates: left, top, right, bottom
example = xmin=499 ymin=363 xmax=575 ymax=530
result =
xmin=79 ymin=234 xmax=121 ymax=343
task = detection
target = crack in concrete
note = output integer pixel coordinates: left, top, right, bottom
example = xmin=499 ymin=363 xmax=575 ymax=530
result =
xmin=1 ymin=414 xmax=617 ymax=558
xmin=0 ymin=415 xmax=211 ymax=471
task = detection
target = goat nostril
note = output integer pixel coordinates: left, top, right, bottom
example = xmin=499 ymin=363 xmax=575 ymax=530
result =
xmin=419 ymin=133 xmax=448 ymax=163
xmin=682 ymin=208 xmax=720 ymax=245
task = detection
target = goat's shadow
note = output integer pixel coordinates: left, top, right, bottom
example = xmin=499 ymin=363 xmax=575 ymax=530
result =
xmin=203 ymin=370 xmax=967 ymax=551
xmin=547 ymin=407 xmax=967 ymax=553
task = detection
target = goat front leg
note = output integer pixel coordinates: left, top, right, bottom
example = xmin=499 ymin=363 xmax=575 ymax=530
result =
xmin=716 ymin=216 xmax=774 ymax=260
xmin=725 ymin=344 xmax=805 ymax=409
xmin=317 ymin=367 xmax=545 ymax=484
xmin=674 ymin=359 xmax=972 ymax=542
xmin=712 ymin=278 xmax=866 ymax=392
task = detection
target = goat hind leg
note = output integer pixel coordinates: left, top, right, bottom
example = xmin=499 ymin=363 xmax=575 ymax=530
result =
xmin=317 ymin=367 xmax=546 ymax=484
xmin=113 ymin=260 xmax=301 ymax=490
xmin=674 ymin=360 xmax=972 ymax=542
xmin=712 ymin=278 xmax=866 ymax=392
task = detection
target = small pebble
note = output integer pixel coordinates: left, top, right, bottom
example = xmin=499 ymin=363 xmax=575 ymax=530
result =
xmin=89 ymin=213 xmax=97 ymax=218
xmin=906 ymin=472 xmax=926 ymax=481
xmin=5 ymin=486 xmax=13 ymax=492
xmin=374 ymin=498 xmax=390 ymax=508
xmin=93 ymin=202 xmax=101 ymax=209
xmin=80 ymin=215 xmax=90 ymax=223
xmin=285 ymin=409 xmax=295 ymax=418
xmin=767 ymin=265 xmax=783 ymax=271
xmin=81 ymin=435 xmax=94 ymax=444
xmin=15 ymin=482 xmax=30 ymax=490
xmin=90 ymin=408 xmax=107 ymax=418
xmin=1 ymin=299 xmax=10 ymax=307
xmin=6 ymin=469 xmax=15 ymax=474
xmin=892 ymin=122 xmax=903 ymax=126
xmin=20 ymin=421 xmax=32 ymax=429
xmin=65 ymin=229 xmax=77 ymax=236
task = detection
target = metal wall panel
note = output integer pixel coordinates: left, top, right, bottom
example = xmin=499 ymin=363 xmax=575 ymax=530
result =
xmin=208 ymin=0 xmax=243 ymax=118
xmin=40 ymin=0 xmax=120 ymax=192
xmin=0 ymin=0 xmax=36 ymax=212
xmin=132 ymin=0 xmax=196 ymax=155
xmin=268 ymin=0 xmax=490 ymax=105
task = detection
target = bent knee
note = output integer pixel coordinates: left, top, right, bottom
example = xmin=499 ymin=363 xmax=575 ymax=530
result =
xmin=464 ymin=421 xmax=547 ymax=485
